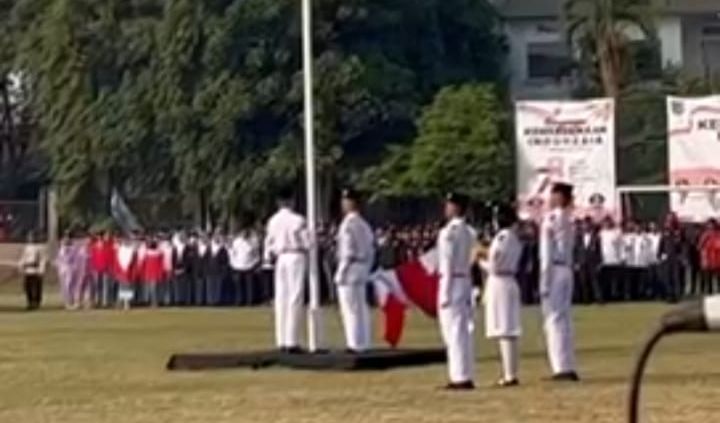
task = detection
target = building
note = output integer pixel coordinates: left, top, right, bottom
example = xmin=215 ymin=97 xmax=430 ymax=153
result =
xmin=495 ymin=0 xmax=720 ymax=99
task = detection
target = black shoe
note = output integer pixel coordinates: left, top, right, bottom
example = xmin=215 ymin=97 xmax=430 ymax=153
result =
xmin=550 ymin=372 xmax=580 ymax=382
xmin=286 ymin=346 xmax=304 ymax=355
xmin=495 ymin=379 xmax=519 ymax=388
xmin=344 ymin=348 xmax=360 ymax=355
xmin=443 ymin=381 xmax=475 ymax=391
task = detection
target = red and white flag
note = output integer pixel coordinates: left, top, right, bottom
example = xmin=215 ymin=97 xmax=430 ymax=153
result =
xmin=372 ymin=250 xmax=440 ymax=347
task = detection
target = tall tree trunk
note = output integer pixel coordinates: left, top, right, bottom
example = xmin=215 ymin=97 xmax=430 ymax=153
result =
xmin=598 ymin=33 xmax=620 ymax=98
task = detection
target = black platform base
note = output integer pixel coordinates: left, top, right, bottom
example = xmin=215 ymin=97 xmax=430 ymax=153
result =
xmin=167 ymin=348 xmax=446 ymax=372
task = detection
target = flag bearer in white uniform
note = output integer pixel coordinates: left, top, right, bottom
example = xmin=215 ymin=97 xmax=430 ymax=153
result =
xmin=335 ymin=188 xmax=375 ymax=353
xmin=481 ymin=204 xmax=524 ymax=387
xmin=540 ymin=183 xmax=580 ymax=382
xmin=264 ymin=188 xmax=310 ymax=353
xmin=437 ymin=193 xmax=476 ymax=390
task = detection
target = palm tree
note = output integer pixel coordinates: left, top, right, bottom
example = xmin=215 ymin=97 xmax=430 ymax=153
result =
xmin=564 ymin=0 xmax=656 ymax=98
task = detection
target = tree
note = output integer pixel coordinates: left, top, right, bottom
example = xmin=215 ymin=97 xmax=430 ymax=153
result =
xmin=362 ymin=84 xmax=512 ymax=201
xmin=565 ymin=0 xmax=656 ymax=98
xmin=6 ymin=0 xmax=508 ymax=226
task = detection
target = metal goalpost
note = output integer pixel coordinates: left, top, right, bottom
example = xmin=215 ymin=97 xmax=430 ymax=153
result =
xmin=616 ymin=184 xmax=719 ymax=220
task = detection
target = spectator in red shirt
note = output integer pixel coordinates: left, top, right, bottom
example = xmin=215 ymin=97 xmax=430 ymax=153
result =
xmin=141 ymin=238 xmax=166 ymax=307
xmin=90 ymin=231 xmax=117 ymax=308
xmin=699 ymin=219 xmax=720 ymax=295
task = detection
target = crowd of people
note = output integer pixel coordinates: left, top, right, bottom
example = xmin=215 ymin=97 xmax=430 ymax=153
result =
xmin=374 ymin=215 xmax=720 ymax=306
xmin=15 ymin=213 xmax=720 ymax=311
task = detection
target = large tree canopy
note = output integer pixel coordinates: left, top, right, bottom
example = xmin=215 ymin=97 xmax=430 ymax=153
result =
xmin=362 ymin=84 xmax=512 ymax=200
xmin=2 ymin=0 xmax=507 ymax=226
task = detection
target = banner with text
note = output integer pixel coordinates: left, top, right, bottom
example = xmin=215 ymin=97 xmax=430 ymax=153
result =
xmin=515 ymin=98 xmax=616 ymax=222
xmin=667 ymin=96 xmax=720 ymax=221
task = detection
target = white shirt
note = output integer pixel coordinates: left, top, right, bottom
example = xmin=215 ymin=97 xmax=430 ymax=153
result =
xmin=437 ymin=217 xmax=476 ymax=305
xmin=159 ymin=240 xmax=174 ymax=272
xmin=600 ymin=228 xmax=622 ymax=265
xmin=263 ymin=208 xmax=310 ymax=263
xmin=647 ymin=232 xmax=661 ymax=265
xmin=539 ymin=208 xmax=575 ymax=293
xmin=622 ymin=233 xmax=642 ymax=267
xmin=19 ymin=244 xmax=47 ymax=275
xmin=635 ymin=233 xmax=654 ymax=267
xmin=230 ymin=233 xmax=260 ymax=271
xmin=335 ymin=212 xmax=375 ymax=284
xmin=483 ymin=228 xmax=522 ymax=277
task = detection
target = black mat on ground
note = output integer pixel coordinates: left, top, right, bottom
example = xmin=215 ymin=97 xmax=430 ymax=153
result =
xmin=167 ymin=349 xmax=446 ymax=372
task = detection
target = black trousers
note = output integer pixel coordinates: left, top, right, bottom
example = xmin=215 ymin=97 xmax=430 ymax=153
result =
xmin=659 ymin=260 xmax=685 ymax=302
xmin=233 ymin=270 xmax=255 ymax=306
xmin=577 ymin=264 xmax=603 ymax=304
xmin=24 ymin=275 xmax=43 ymax=310
xmin=599 ymin=265 xmax=620 ymax=302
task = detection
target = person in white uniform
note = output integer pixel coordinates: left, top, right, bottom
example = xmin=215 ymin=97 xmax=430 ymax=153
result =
xmin=481 ymin=204 xmax=524 ymax=387
xmin=335 ymin=188 xmax=375 ymax=353
xmin=437 ymin=192 xmax=476 ymax=390
xmin=264 ymin=188 xmax=310 ymax=353
xmin=539 ymin=182 xmax=580 ymax=382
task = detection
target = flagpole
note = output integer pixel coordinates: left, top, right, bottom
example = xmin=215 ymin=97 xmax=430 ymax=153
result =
xmin=302 ymin=0 xmax=323 ymax=352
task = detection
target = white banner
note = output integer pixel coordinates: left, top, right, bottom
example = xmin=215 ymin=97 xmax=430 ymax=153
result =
xmin=515 ymin=98 xmax=616 ymax=222
xmin=667 ymin=96 xmax=720 ymax=222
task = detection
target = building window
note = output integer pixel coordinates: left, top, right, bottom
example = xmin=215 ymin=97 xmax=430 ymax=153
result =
xmin=527 ymin=42 xmax=571 ymax=80
xmin=702 ymin=40 xmax=720 ymax=78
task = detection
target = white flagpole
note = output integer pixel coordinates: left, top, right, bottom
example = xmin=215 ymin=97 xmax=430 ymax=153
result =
xmin=302 ymin=0 xmax=323 ymax=352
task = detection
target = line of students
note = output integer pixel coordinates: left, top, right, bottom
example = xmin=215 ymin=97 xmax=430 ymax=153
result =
xmin=576 ymin=216 xmax=720 ymax=303
xmin=54 ymin=229 xmax=272 ymax=310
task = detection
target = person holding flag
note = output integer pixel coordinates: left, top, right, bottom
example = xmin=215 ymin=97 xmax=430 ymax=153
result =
xmin=481 ymin=204 xmax=524 ymax=387
xmin=264 ymin=187 xmax=310 ymax=353
xmin=436 ymin=192 xmax=476 ymax=390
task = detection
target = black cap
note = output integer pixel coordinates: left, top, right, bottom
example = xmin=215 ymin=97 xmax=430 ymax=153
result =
xmin=445 ymin=192 xmax=470 ymax=210
xmin=341 ymin=188 xmax=361 ymax=202
xmin=551 ymin=182 xmax=573 ymax=198
xmin=277 ymin=185 xmax=295 ymax=202
xmin=496 ymin=203 xmax=518 ymax=229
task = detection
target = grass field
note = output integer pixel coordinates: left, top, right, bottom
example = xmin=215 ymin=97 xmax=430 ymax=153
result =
xmin=0 ymin=292 xmax=719 ymax=423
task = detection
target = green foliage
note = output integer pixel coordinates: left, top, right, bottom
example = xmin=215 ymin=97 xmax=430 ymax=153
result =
xmin=565 ymin=0 xmax=657 ymax=98
xmin=2 ymin=0 xmax=506 ymax=226
xmin=363 ymin=84 xmax=512 ymax=201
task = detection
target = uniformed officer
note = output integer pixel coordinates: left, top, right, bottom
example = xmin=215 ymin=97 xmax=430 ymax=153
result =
xmin=335 ymin=188 xmax=375 ymax=353
xmin=264 ymin=188 xmax=310 ymax=353
xmin=539 ymin=183 xmax=580 ymax=381
xmin=481 ymin=204 xmax=523 ymax=387
xmin=437 ymin=192 xmax=476 ymax=390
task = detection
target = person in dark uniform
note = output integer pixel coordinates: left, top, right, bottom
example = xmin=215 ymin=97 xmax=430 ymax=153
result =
xmin=658 ymin=214 xmax=687 ymax=303
xmin=206 ymin=231 xmax=230 ymax=306
xmin=518 ymin=220 xmax=540 ymax=305
xmin=574 ymin=218 xmax=603 ymax=304
xmin=179 ymin=235 xmax=199 ymax=306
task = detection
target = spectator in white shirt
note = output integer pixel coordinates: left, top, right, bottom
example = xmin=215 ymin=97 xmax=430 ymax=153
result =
xmin=18 ymin=232 xmax=47 ymax=311
xmin=230 ymin=228 xmax=261 ymax=305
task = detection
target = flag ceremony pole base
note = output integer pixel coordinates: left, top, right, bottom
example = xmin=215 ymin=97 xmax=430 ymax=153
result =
xmin=166 ymin=348 xmax=446 ymax=372
xmin=307 ymin=306 xmax=325 ymax=353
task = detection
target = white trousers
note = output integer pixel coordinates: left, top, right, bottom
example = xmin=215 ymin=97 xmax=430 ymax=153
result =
xmin=274 ymin=253 xmax=307 ymax=348
xmin=337 ymin=284 xmax=372 ymax=351
xmin=438 ymin=304 xmax=474 ymax=383
xmin=541 ymin=266 xmax=576 ymax=374
xmin=498 ymin=337 xmax=519 ymax=382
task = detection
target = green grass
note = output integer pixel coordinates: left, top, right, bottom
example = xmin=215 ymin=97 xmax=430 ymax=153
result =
xmin=0 ymin=292 xmax=718 ymax=423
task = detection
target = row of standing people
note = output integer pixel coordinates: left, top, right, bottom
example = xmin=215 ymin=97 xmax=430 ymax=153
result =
xmin=52 ymin=230 xmax=275 ymax=310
